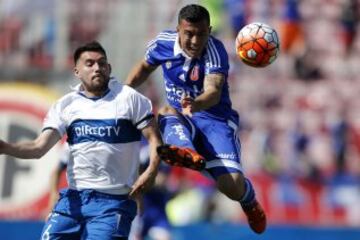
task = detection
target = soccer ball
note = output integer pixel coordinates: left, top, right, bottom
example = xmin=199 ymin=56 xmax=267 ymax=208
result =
xmin=235 ymin=22 xmax=280 ymax=67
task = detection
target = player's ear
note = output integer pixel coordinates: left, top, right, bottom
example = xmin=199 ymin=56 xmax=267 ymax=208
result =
xmin=209 ymin=26 xmax=212 ymax=34
xmin=176 ymin=25 xmax=180 ymax=32
xmin=108 ymin=63 xmax=112 ymax=74
xmin=74 ymin=67 xmax=79 ymax=77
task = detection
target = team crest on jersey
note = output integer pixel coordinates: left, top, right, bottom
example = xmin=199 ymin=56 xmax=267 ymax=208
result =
xmin=190 ymin=65 xmax=199 ymax=81
xmin=166 ymin=61 xmax=172 ymax=69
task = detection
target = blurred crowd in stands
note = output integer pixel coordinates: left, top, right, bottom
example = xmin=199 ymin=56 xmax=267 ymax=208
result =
xmin=0 ymin=0 xmax=359 ymax=238
xmin=0 ymin=0 xmax=116 ymax=70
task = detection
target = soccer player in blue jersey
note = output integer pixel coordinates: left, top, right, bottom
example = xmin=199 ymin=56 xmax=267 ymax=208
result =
xmin=0 ymin=41 xmax=163 ymax=239
xmin=126 ymin=4 xmax=266 ymax=234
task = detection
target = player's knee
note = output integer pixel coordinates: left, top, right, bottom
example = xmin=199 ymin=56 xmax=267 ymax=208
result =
xmin=216 ymin=173 xmax=246 ymax=201
xmin=158 ymin=105 xmax=178 ymax=115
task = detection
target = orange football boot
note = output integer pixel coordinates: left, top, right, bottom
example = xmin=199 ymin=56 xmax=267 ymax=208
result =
xmin=242 ymin=199 xmax=267 ymax=234
xmin=156 ymin=145 xmax=206 ymax=171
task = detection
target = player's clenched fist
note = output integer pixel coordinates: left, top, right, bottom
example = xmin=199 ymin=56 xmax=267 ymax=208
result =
xmin=181 ymin=93 xmax=194 ymax=117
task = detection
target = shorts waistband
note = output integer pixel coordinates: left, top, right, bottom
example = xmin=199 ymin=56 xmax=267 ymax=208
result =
xmin=61 ymin=188 xmax=129 ymax=200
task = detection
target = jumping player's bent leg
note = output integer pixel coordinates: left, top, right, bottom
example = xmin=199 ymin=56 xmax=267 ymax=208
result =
xmin=193 ymin=113 xmax=266 ymax=234
xmin=216 ymin=173 xmax=266 ymax=234
xmin=157 ymin=106 xmax=195 ymax=149
xmin=157 ymin=106 xmax=205 ymax=170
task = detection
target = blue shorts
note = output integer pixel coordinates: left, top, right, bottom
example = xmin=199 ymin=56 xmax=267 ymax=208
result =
xmin=41 ymin=188 xmax=137 ymax=240
xmin=163 ymin=111 xmax=243 ymax=179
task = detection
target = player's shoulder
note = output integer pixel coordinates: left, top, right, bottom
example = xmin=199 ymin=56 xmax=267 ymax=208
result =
xmin=110 ymin=79 xmax=134 ymax=95
xmin=155 ymin=30 xmax=177 ymax=43
xmin=117 ymin=83 xmax=150 ymax=102
xmin=53 ymin=91 xmax=79 ymax=110
xmin=120 ymin=84 xmax=138 ymax=96
xmin=148 ymin=30 xmax=177 ymax=49
xmin=208 ymin=35 xmax=227 ymax=51
xmin=205 ymin=35 xmax=229 ymax=62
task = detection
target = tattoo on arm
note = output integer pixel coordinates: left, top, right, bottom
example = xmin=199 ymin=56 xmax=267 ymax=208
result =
xmin=204 ymin=73 xmax=224 ymax=92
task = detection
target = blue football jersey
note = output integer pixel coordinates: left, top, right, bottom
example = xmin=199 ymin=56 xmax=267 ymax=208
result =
xmin=145 ymin=31 xmax=234 ymax=119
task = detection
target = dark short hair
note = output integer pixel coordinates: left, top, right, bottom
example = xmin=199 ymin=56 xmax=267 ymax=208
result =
xmin=73 ymin=41 xmax=107 ymax=64
xmin=178 ymin=4 xmax=210 ymax=25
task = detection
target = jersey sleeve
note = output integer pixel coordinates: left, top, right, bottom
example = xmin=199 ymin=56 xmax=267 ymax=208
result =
xmin=144 ymin=31 xmax=174 ymax=66
xmin=129 ymin=89 xmax=154 ymax=130
xmin=42 ymin=100 xmax=67 ymax=137
xmin=205 ymin=37 xmax=230 ymax=76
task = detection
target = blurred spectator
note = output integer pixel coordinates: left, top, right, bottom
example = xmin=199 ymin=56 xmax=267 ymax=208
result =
xmin=289 ymin=116 xmax=321 ymax=180
xmin=0 ymin=17 xmax=23 ymax=53
xmin=224 ymin=0 xmax=249 ymax=38
xmin=339 ymin=0 xmax=359 ymax=57
xmin=330 ymin=108 xmax=349 ymax=175
xmin=200 ymin=0 xmax=224 ymax=36
xmin=27 ymin=19 xmax=55 ymax=69
xmin=294 ymin=47 xmax=323 ymax=81
xmin=258 ymin=99 xmax=282 ymax=175
xmin=279 ymin=0 xmax=304 ymax=55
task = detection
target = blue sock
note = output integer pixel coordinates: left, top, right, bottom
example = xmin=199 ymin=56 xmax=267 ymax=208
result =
xmin=239 ymin=178 xmax=256 ymax=208
xmin=158 ymin=114 xmax=195 ymax=150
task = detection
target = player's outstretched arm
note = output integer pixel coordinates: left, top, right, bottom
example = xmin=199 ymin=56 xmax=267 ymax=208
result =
xmin=125 ymin=59 xmax=157 ymax=88
xmin=181 ymin=73 xmax=225 ymax=116
xmin=0 ymin=129 xmax=61 ymax=159
xmin=129 ymin=119 xmax=162 ymax=198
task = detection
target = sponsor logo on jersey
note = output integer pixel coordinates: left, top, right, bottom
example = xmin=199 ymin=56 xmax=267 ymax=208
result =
xmin=164 ymin=83 xmax=203 ymax=104
xmin=216 ymin=152 xmax=237 ymax=160
xmin=67 ymin=119 xmax=141 ymax=144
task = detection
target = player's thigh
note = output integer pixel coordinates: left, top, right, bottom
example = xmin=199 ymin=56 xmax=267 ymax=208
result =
xmin=40 ymin=212 xmax=82 ymax=240
xmin=192 ymin=116 xmax=244 ymax=181
xmin=196 ymin=116 xmax=241 ymax=161
xmin=83 ymin=212 xmax=134 ymax=240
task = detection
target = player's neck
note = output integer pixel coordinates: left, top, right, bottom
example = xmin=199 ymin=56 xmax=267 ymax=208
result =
xmin=82 ymin=88 xmax=109 ymax=99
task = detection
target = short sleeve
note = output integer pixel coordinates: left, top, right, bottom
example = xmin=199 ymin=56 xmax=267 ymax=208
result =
xmin=42 ymin=101 xmax=67 ymax=137
xmin=129 ymin=90 xmax=154 ymax=130
xmin=205 ymin=37 xmax=229 ymax=76
xmin=145 ymin=31 xmax=175 ymax=66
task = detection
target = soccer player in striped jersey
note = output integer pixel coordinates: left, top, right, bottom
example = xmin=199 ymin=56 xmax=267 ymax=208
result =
xmin=0 ymin=41 xmax=163 ymax=240
xmin=126 ymin=4 xmax=266 ymax=234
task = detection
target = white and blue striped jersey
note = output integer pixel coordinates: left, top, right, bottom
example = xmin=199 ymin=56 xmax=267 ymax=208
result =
xmin=43 ymin=79 xmax=154 ymax=195
xmin=145 ymin=30 xmax=233 ymax=119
